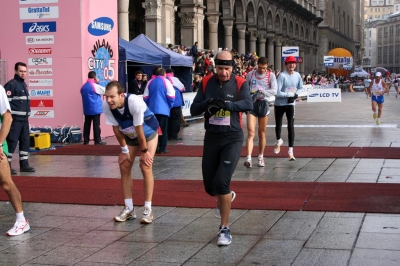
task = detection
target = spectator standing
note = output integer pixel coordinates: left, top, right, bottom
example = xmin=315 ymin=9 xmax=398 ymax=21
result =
xmin=4 ymin=62 xmax=35 ymax=175
xmin=80 ymin=71 xmax=107 ymax=145
xmin=128 ymin=71 xmax=144 ymax=95
xmin=190 ymin=42 xmax=199 ymax=62
xmin=143 ymin=68 xmax=175 ymax=154
xmin=166 ymin=69 xmax=185 ymax=140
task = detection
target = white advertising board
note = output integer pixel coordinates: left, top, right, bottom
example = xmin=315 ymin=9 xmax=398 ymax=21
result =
xmin=307 ymin=89 xmax=342 ymax=102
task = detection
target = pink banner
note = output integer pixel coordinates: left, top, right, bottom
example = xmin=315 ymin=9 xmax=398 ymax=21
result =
xmin=0 ymin=0 xmax=118 ymax=138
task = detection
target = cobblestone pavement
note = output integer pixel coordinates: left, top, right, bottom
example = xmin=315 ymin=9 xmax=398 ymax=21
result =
xmin=1 ymin=92 xmax=400 ymax=265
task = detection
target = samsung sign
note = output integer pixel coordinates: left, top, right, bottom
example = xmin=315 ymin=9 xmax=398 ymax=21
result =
xmin=307 ymin=89 xmax=342 ymax=103
xmin=282 ymin=46 xmax=299 ymax=57
xmin=88 ymin=17 xmax=114 ymax=36
xmin=23 ymin=21 xmax=56 ymax=33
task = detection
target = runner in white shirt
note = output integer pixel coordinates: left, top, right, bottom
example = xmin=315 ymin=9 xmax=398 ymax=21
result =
xmin=367 ymin=72 xmax=389 ymax=125
xmin=0 ymin=85 xmax=30 ymax=236
xmin=244 ymin=57 xmax=277 ymax=168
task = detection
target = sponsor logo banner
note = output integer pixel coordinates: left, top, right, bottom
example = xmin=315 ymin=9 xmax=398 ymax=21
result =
xmin=29 ymin=89 xmax=53 ymax=97
xmin=31 ymin=99 xmax=54 ymax=107
xmin=88 ymin=39 xmax=115 ymax=87
xmin=324 ymin=56 xmax=334 ymax=67
xmin=28 ymin=68 xmax=53 ymax=76
xmin=28 ymin=47 xmax=52 ymax=54
xmin=19 ymin=0 xmax=58 ymax=4
xmin=30 ymin=110 xmax=55 ymax=118
xmin=23 ymin=21 xmax=56 ymax=33
xmin=28 ymin=57 xmax=53 ymax=65
xmin=20 ymin=6 xmax=59 ymax=20
xmin=307 ymin=89 xmax=342 ymax=103
xmin=26 ymin=35 xmax=54 ymax=45
xmin=88 ymin=17 xmax=114 ymax=36
xmin=28 ymin=79 xmax=53 ymax=86
xmin=282 ymin=46 xmax=299 ymax=57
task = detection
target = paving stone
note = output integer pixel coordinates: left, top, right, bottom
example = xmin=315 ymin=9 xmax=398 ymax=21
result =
xmin=361 ymin=214 xmax=400 ymax=234
xmin=56 ymin=217 xmax=111 ymax=233
xmin=232 ymin=210 xmax=284 ymax=236
xmin=315 ymin=217 xmax=363 ymax=233
xmin=239 ymin=239 xmax=304 ymax=265
xmin=305 ymin=231 xmax=358 ymax=249
xmin=83 ymin=241 xmax=157 ymax=264
xmin=64 ymin=230 xmax=130 ymax=248
xmin=355 ymin=232 xmax=400 ymax=250
xmin=187 ymin=235 xmax=261 ymax=264
xmin=287 ymin=170 xmax=324 ymax=182
xmin=377 ymin=175 xmax=400 ymax=183
xmin=136 ymin=240 xmax=205 ymax=264
xmin=292 ymin=248 xmax=350 ymax=266
xmin=121 ymin=223 xmax=186 ymax=243
xmin=349 ymin=248 xmax=400 ymax=266
xmin=264 ymin=217 xmax=321 ymax=241
xmin=346 ymin=173 xmax=379 ymax=182
xmin=27 ymin=246 xmax=100 ymax=265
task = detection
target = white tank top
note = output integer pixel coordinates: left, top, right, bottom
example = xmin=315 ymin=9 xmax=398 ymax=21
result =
xmin=371 ymin=79 xmax=385 ymax=96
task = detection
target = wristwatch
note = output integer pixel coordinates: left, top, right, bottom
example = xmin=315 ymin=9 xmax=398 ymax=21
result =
xmin=141 ymin=148 xmax=148 ymax=153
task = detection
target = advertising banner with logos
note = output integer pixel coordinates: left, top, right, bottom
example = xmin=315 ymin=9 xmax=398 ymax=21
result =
xmin=281 ymin=46 xmax=299 ymax=62
xmin=307 ymin=89 xmax=342 ymax=103
xmin=0 ymin=0 xmax=117 ymax=138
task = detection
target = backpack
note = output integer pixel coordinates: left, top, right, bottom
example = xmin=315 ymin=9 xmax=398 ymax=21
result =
xmin=201 ymin=75 xmax=246 ymax=127
xmin=66 ymin=125 xmax=82 ymax=143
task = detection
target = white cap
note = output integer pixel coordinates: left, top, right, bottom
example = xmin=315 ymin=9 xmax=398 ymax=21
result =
xmin=376 ymin=72 xmax=382 ymax=77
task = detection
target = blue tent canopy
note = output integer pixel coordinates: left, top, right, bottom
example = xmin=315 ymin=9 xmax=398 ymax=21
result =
xmin=130 ymin=34 xmax=193 ymax=67
xmin=118 ymin=38 xmax=171 ymax=90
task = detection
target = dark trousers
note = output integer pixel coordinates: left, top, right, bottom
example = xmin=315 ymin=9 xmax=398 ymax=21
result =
xmin=168 ymin=107 xmax=181 ymax=139
xmin=155 ymin=114 xmax=169 ymax=152
xmin=6 ymin=119 xmax=31 ymax=168
xmin=83 ymin=114 xmax=101 ymax=143
xmin=274 ymin=105 xmax=295 ymax=147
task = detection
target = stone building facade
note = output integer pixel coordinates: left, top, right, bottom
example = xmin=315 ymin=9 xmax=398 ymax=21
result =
xmin=119 ymin=0 xmax=365 ymax=75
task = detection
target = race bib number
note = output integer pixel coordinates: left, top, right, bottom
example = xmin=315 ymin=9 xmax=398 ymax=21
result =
xmin=286 ymin=87 xmax=297 ymax=93
xmin=251 ymin=80 xmax=265 ymax=93
xmin=209 ymin=109 xmax=231 ymax=126
xmin=373 ymin=90 xmax=382 ymax=96
xmin=120 ymin=126 xmax=137 ymax=139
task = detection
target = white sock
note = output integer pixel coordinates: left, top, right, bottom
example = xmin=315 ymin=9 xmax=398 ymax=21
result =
xmin=16 ymin=211 xmax=25 ymax=222
xmin=289 ymin=147 xmax=293 ymax=153
xmin=247 ymin=155 xmax=251 ymax=160
xmin=144 ymin=201 xmax=152 ymax=210
xmin=258 ymin=154 xmax=263 ymax=159
xmin=124 ymin=199 xmax=134 ymax=210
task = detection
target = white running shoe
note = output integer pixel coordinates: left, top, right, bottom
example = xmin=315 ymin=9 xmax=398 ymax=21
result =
xmin=258 ymin=157 xmax=265 ymax=167
xmin=114 ymin=206 xmax=136 ymax=222
xmin=215 ymin=191 xmax=236 ymax=219
xmin=288 ymin=152 xmax=296 ymax=161
xmin=217 ymin=226 xmax=232 ymax=246
xmin=6 ymin=219 xmax=30 ymax=236
xmin=274 ymin=139 xmax=283 ymax=154
xmin=140 ymin=207 xmax=153 ymax=224
xmin=244 ymin=158 xmax=252 ymax=168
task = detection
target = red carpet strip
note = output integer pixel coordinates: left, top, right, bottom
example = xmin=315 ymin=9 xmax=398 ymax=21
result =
xmin=34 ymin=145 xmax=400 ymax=159
xmin=1 ymin=176 xmax=400 ymax=213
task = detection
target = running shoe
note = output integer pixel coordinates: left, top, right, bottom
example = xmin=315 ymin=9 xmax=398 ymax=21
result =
xmin=215 ymin=191 xmax=236 ymax=219
xmin=244 ymin=158 xmax=252 ymax=168
xmin=114 ymin=206 xmax=136 ymax=222
xmin=258 ymin=157 xmax=265 ymax=167
xmin=376 ymin=120 xmax=381 ymax=125
xmin=6 ymin=219 xmax=30 ymax=236
xmin=274 ymin=139 xmax=283 ymax=154
xmin=373 ymin=113 xmax=377 ymax=120
xmin=140 ymin=207 xmax=153 ymax=224
xmin=217 ymin=226 xmax=232 ymax=246
xmin=288 ymin=152 xmax=296 ymax=161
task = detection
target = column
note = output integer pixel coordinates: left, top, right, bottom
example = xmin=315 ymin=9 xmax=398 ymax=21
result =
xmin=222 ymin=18 xmax=234 ymax=50
xmin=161 ymin=0 xmax=175 ymax=44
xmin=142 ymin=1 xmax=162 ymax=42
xmin=178 ymin=1 xmax=205 ymax=48
xmin=249 ymin=30 xmax=258 ymax=54
xmin=274 ymin=37 xmax=282 ymax=71
xmin=236 ymin=22 xmax=246 ymax=55
xmin=299 ymin=47 xmax=305 ymax=75
xmin=205 ymin=12 xmax=220 ymax=51
xmin=118 ymin=0 xmax=129 ymax=41
xmin=258 ymin=32 xmax=266 ymax=57
xmin=267 ymin=34 xmax=275 ymax=67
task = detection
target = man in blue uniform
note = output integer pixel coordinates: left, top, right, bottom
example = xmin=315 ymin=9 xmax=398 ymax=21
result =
xmin=4 ymin=62 xmax=35 ymax=175
xmin=80 ymin=71 xmax=106 ymax=145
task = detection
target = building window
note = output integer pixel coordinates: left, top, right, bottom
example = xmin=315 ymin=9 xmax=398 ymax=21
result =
xmin=389 ymin=46 xmax=394 ymax=64
xmin=378 ymin=47 xmax=382 ymax=64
